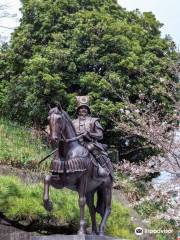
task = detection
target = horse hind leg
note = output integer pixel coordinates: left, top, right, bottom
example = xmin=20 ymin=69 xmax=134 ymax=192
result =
xmin=86 ymin=192 xmax=98 ymax=235
xmin=43 ymin=175 xmax=53 ymax=211
xmin=99 ymin=182 xmax=112 ymax=236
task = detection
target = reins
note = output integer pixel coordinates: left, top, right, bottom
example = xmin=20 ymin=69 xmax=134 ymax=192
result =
xmin=38 ymin=133 xmax=84 ymax=165
xmin=63 ymin=133 xmax=84 ymax=143
xmin=38 ymin=148 xmax=58 ymax=165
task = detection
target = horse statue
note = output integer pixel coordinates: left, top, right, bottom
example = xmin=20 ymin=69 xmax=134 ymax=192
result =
xmin=43 ymin=106 xmax=113 ymax=236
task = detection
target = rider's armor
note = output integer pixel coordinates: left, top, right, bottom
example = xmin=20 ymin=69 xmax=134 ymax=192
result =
xmin=72 ymin=96 xmax=113 ymax=177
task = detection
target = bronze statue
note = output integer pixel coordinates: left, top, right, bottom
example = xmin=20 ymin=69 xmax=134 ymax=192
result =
xmin=72 ymin=96 xmax=113 ymax=178
xmin=43 ymin=99 xmax=113 ymax=236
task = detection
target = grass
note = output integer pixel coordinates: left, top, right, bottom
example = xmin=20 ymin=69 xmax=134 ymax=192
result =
xmin=0 ymin=175 xmax=136 ymax=239
xmin=135 ymin=202 xmax=179 ymax=240
xmin=0 ymin=118 xmax=51 ymax=169
xmin=150 ymin=219 xmax=179 ymax=240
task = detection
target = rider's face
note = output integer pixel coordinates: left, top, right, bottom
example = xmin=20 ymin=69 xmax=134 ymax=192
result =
xmin=78 ymin=107 xmax=88 ymax=117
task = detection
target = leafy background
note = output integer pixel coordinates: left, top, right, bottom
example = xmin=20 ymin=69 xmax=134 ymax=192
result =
xmin=0 ymin=0 xmax=178 ymax=128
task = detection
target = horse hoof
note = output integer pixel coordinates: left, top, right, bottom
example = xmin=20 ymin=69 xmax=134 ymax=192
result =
xmin=99 ymin=231 xmax=104 ymax=237
xmin=44 ymin=199 xmax=53 ymax=211
xmin=91 ymin=231 xmax=98 ymax=235
xmin=78 ymin=230 xmax=85 ymax=236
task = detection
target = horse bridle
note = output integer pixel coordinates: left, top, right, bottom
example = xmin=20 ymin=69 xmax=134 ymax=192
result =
xmin=38 ymin=113 xmax=84 ymax=165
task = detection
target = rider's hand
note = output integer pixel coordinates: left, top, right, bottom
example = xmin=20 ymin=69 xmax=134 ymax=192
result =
xmin=83 ymin=130 xmax=88 ymax=137
xmin=83 ymin=131 xmax=91 ymax=140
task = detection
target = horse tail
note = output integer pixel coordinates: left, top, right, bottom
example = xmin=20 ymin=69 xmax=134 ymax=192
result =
xmin=96 ymin=187 xmax=106 ymax=217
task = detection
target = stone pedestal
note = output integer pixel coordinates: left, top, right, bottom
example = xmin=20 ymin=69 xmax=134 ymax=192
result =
xmin=0 ymin=224 xmax=122 ymax=240
xmin=0 ymin=224 xmax=31 ymax=240
xmin=32 ymin=235 xmax=121 ymax=240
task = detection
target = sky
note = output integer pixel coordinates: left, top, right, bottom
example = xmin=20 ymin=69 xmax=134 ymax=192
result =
xmin=0 ymin=0 xmax=179 ymax=48
xmin=118 ymin=0 xmax=180 ymax=49
xmin=0 ymin=0 xmax=22 ymax=43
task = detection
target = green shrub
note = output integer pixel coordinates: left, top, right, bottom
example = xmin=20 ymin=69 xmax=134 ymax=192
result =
xmin=135 ymin=200 xmax=167 ymax=218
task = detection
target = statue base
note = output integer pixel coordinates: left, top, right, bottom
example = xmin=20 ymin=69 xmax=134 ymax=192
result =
xmin=32 ymin=235 xmax=122 ymax=240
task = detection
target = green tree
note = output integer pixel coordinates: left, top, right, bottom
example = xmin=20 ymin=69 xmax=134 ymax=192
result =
xmin=0 ymin=0 xmax=178 ymax=127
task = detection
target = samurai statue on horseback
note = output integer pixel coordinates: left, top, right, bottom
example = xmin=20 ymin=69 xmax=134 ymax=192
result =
xmin=42 ymin=96 xmax=113 ymax=236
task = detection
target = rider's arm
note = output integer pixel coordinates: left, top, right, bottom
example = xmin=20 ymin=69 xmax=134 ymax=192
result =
xmin=89 ymin=121 xmax=103 ymax=141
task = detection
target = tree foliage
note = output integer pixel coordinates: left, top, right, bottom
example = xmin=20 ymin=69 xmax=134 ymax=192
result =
xmin=0 ymin=0 xmax=179 ymax=127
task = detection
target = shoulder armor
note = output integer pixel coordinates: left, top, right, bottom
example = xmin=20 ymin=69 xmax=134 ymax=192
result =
xmin=91 ymin=117 xmax=103 ymax=130
xmin=90 ymin=117 xmax=99 ymax=123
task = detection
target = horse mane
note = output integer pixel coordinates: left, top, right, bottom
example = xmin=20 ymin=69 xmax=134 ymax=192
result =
xmin=62 ymin=110 xmax=76 ymax=134
xmin=48 ymin=107 xmax=61 ymax=115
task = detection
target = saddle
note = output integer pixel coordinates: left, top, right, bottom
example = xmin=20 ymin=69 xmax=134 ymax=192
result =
xmin=50 ymin=148 xmax=113 ymax=178
xmin=50 ymin=141 xmax=90 ymax=174
xmin=50 ymin=155 xmax=90 ymax=174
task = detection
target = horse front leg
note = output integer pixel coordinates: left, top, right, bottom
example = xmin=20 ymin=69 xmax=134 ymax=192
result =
xmin=99 ymin=182 xmax=112 ymax=236
xmin=78 ymin=174 xmax=87 ymax=235
xmin=43 ymin=175 xmax=53 ymax=211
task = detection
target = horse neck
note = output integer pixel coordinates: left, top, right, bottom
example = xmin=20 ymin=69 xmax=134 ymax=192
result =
xmin=63 ymin=119 xmax=79 ymax=149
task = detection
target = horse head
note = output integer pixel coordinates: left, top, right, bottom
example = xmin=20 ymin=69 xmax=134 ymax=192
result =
xmin=48 ymin=106 xmax=66 ymax=142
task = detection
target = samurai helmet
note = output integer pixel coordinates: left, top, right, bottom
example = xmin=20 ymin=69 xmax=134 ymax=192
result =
xmin=76 ymin=96 xmax=90 ymax=114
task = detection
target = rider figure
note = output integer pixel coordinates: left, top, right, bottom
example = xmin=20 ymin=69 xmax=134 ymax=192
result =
xmin=72 ymin=96 xmax=113 ymax=177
